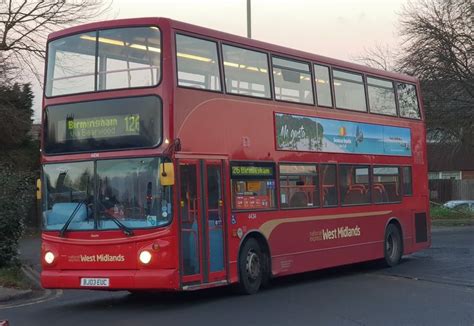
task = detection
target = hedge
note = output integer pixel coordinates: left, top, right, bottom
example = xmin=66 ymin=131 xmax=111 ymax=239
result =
xmin=0 ymin=162 xmax=35 ymax=267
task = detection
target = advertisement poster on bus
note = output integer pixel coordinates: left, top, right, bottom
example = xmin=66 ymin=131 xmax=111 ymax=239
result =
xmin=275 ymin=113 xmax=411 ymax=156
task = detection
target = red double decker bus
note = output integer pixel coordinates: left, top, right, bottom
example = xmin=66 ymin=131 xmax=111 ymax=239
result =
xmin=40 ymin=17 xmax=430 ymax=294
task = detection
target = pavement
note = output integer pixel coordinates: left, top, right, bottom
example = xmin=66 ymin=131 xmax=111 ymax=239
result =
xmin=0 ymin=288 xmax=32 ymax=304
xmin=0 ymin=227 xmax=52 ymax=304
xmin=0 ymin=226 xmax=472 ymax=325
xmin=0 ymin=235 xmax=42 ymax=303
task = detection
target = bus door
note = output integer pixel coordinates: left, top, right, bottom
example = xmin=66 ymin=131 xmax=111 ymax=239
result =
xmin=178 ymin=159 xmax=226 ymax=286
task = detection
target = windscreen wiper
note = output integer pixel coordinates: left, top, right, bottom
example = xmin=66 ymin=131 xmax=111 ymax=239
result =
xmin=101 ymin=215 xmax=134 ymax=237
xmin=97 ymin=201 xmax=134 ymax=236
xmin=59 ymin=200 xmax=88 ymax=238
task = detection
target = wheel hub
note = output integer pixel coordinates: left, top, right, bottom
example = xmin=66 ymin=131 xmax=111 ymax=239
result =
xmin=386 ymin=234 xmax=397 ymax=259
xmin=246 ymin=250 xmax=261 ymax=280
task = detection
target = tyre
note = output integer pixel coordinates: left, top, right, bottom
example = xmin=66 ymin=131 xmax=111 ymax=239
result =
xmin=260 ymin=252 xmax=271 ymax=289
xmin=238 ymin=238 xmax=263 ymax=294
xmin=383 ymin=223 xmax=403 ymax=267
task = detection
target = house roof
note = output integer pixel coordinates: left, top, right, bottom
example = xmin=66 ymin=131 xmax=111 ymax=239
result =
xmin=428 ymin=143 xmax=474 ymax=171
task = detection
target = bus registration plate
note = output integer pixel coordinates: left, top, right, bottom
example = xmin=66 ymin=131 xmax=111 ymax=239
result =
xmin=80 ymin=278 xmax=109 ymax=287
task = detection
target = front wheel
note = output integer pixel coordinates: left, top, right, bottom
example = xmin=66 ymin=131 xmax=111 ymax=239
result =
xmin=383 ymin=223 xmax=403 ymax=267
xmin=238 ymin=238 xmax=263 ymax=294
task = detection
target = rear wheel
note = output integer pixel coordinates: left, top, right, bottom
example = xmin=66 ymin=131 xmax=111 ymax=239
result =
xmin=383 ymin=223 xmax=403 ymax=267
xmin=238 ymin=238 xmax=263 ymax=294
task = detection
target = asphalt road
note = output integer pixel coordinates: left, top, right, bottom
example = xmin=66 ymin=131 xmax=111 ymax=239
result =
xmin=1 ymin=226 xmax=473 ymax=326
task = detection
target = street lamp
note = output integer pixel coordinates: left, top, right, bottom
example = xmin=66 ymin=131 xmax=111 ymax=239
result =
xmin=247 ymin=0 xmax=251 ymax=38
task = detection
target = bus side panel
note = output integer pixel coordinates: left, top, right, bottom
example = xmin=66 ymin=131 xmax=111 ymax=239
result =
xmin=263 ymin=210 xmax=401 ymax=277
xmin=267 ymin=214 xmax=380 ymax=276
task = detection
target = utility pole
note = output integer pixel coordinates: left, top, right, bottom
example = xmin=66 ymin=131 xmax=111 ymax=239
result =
xmin=247 ymin=0 xmax=252 ymax=38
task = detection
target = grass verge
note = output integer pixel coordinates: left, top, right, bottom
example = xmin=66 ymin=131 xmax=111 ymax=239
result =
xmin=430 ymin=203 xmax=474 ymax=227
xmin=0 ymin=266 xmax=31 ymax=290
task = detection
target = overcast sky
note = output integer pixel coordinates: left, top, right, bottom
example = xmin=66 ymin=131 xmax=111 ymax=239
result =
xmin=31 ymin=0 xmax=408 ymax=122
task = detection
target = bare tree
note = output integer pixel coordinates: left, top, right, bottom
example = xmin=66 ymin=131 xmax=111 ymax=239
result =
xmin=353 ymin=43 xmax=398 ymax=71
xmin=397 ymin=0 xmax=473 ymax=151
xmin=0 ymin=51 xmax=18 ymax=84
xmin=0 ymin=0 xmax=110 ymax=83
xmin=398 ymin=0 xmax=472 ymax=94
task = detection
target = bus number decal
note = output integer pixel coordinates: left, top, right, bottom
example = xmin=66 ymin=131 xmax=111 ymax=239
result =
xmin=248 ymin=213 xmax=257 ymax=220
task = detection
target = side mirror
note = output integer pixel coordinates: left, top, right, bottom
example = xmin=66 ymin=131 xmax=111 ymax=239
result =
xmin=159 ymin=162 xmax=175 ymax=186
xmin=36 ymin=178 xmax=42 ymax=200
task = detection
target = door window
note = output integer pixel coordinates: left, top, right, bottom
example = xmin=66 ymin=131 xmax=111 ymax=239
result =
xmin=206 ymin=165 xmax=224 ymax=273
xmin=179 ymin=164 xmax=200 ymax=276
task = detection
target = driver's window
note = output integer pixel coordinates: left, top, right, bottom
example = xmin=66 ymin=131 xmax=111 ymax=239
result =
xmin=96 ymin=157 xmax=171 ymax=229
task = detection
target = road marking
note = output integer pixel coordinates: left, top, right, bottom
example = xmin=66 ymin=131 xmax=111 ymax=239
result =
xmin=0 ymin=265 xmax=63 ymax=310
xmin=372 ymin=273 xmax=474 ymax=293
xmin=0 ymin=289 xmax=63 ymax=310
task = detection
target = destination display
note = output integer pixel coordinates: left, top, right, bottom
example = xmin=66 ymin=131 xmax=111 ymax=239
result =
xmin=231 ymin=166 xmax=274 ymax=178
xmin=61 ymin=114 xmax=141 ymax=140
xmin=44 ymin=96 xmax=161 ymax=154
xmin=275 ymin=113 xmax=411 ymax=156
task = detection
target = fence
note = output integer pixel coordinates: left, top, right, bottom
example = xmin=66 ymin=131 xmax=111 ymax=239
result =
xmin=429 ymin=179 xmax=474 ymax=203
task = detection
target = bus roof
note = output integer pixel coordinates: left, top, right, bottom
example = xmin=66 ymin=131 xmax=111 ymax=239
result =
xmin=48 ymin=17 xmax=418 ymax=83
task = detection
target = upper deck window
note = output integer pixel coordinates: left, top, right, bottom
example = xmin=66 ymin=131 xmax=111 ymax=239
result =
xmin=397 ymin=83 xmax=421 ymax=119
xmin=176 ymin=34 xmax=221 ymax=91
xmin=332 ymin=69 xmax=367 ymax=112
xmin=367 ymin=77 xmax=397 ymax=116
xmin=272 ymin=57 xmax=313 ymax=104
xmin=45 ymin=26 xmax=161 ymax=97
xmin=222 ymin=45 xmax=271 ymax=98
xmin=46 ymin=31 xmax=97 ymax=96
xmin=314 ymin=64 xmax=333 ymax=107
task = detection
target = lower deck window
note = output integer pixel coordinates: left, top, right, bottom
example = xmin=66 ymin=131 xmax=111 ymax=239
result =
xmin=279 ymin=164 xmax=319 ymax=208
xmin=321 ymin=164 xmax=338 ymax=206
xmin=372 ymin=167 xmax=401 ymax=203
xmin=339 ymin=165 xmax=370 ymax=205
xmin=402 ymin=166 xmax=413 ymax=195
xmin=231 ymin=163 xmax=276 ymax=210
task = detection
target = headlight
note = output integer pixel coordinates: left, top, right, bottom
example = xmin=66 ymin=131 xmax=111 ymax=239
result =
xmin=139 ymin=250 xmax=152 ymax=264
xmin=44 ymin=251 xmax=55 ymax=264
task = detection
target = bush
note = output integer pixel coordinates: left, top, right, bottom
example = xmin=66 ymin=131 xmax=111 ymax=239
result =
xmin=430 ymin=204 xmax=474 ymax=219
xmin=0 ymin=83 xmax=34 ymax=151
xmin=0 ymin=162 xmax=35 ymax=267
